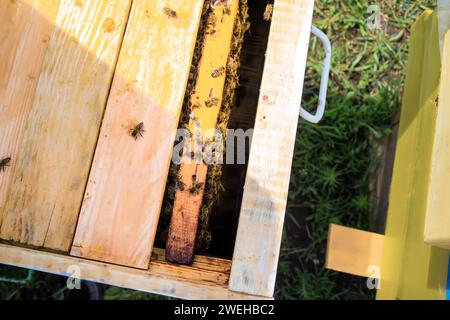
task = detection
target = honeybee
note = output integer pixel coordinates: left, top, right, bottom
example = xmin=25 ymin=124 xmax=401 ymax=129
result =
xmin=163 ymin=7 xmax=177 ymax=18
xmin=205 ymin=97 xmax=220 ymax=108
xmin=189 ymin=174 xmax=204 ymax=195
xmin=211 ymin=66 xmax=225 ymax=78
xmin=211 ymin=0 xmax=231 ymax=8
xmin=0 ymin=157 xmax=11 ymax=172
xmin=263 ymin=4 xmax=273 ymax=21
xmin=189 ymin=182 xmax=204 ymax=195
xmin=130 ymin=122 xmax=145 ymax=140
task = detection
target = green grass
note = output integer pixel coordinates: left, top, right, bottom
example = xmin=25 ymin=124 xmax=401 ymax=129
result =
xmin=0 ymin=0 xmax=437 ymax=300
xmin=275 ymin=0 xmax=436 ymax=300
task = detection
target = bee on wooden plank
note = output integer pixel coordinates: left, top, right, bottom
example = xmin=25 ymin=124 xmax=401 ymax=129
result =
xmin=0 ymin=157 xmax=11 ymax=172
xmin=163 ymin=7 xmax=177 ymax=18
xmin=189 ymin=181 xmax=204 ymax=195
xmin=263 ymin=4 xmax=273 ymax=21
xmin=211 ymin=0 xmax=231 ymax=8
xmin=211 ymin=66 xmax=225 ymax=78
xmin=130 ymin=122 xmax=145 ymax=140
xmin=222 ymin=5 xmax=231 ymax=16
xmin=205 ymin=97 xmax=220 ymax=108
xmin=189 ymin=174 xmax=204 ymax=195
xmin=174 ymin=171 xmax=186 ymax=191
xmin=175 ymin=179 xmax=186 ymax=192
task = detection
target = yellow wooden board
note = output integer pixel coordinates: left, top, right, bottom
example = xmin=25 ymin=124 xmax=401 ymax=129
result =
xmin=326 ymin=224 xmax=384 ymax=278
xmin=166 ymin=0 xmax=240 ymax=265
xmin=377 ymin=11 xmax=449 ymax=300
xmin=0 ymin=0 xmax=131 ymax=251
xmin=71 ymin=0 xmax=205 ymax=269
xmin=424 ymin=30 xmax=450 ymax=248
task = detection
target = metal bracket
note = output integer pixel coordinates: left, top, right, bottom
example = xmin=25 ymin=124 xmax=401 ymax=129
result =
xmin=300 ymin=25 xmax=332 ymax=124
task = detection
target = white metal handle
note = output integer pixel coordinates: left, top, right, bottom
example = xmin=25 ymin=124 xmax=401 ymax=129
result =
xmin=300 ymin=25 xmax=332 ymax=124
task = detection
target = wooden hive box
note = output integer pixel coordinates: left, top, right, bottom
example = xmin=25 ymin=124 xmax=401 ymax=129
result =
xmin=0 ymin=0 xmax=314 ymax=299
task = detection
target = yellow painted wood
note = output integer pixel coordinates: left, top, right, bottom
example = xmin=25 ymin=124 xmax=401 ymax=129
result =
xmin=71 ymin=0 xmax=205 ymax=269
xmin=0 ymin=0 xmax=132 ymax=251
xmin=0 ymin=0 xmax=61 ymax=221
xmin=229 ymin=0 xmax=315 ymax=297
xmin=326 ymin=224 xmax=384 ymax=278
xmin=377 ymin=11 xmax=449 ymax=300
xmin=424 ymin=31 xmax=450 ymax=248
xmin=188 ymin=1 xmax=239 ymax=137
xmin=166 ymin=0 xmax=240 ymax=265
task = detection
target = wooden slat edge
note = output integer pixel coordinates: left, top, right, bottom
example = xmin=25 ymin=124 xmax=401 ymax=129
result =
xmin=229 ymin=0 xmax=314 ymax=297
xmin=0 ymin=244 xmax=270 ymax=300
xmin=424 ymin=30 xmax=450 ymax=247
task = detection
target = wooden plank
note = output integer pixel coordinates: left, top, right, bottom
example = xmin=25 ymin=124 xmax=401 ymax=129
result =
xmin=0 ymin=0 xmax=61 ymax=219
xmin=71 ymin=0 xmax=205 ymax=269
xmin=438 ymin=0 xmax=450 ymax=54
xmin=229 ymin=0 xmax=314 ymax=297
xmin=166 ymin=0 xmax=240 ymax=265
xmin=0 ymin=244 xmax=270 ymax=300
xmin=326 ymin=224 xmax=384 ymax=278
xmin=377 ymin=11 xmax=449 ymax=300
xmin=153 ymin=248 xmax=232 ymax=274
xmin=0 ymin=0 xmax=132 ymax=251
xmin=151 ymin=249 xmax=231 ymax=286
xmin=424 ymin=31 xmax=450 ymax=248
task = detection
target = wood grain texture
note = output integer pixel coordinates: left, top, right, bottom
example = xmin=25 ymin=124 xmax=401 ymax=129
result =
xmin=229 ymin=0 xmax=314 ymax=297
xmin=0 ymin=0 xmax=61 ymax=220
xmin=0 ymin=244 xmax=270 ymax=300
xmin=326 ymin=224 xmax=384 ymax=278
xmin=71 ymin=0 xmax=205 ymax=269
xmin=166 ymin=0 xmax=239 ymax=265
xmin=424 ymin=31 xmax=450 ymax=248
xmin=0 ymin=0 xmax=132 ymax=251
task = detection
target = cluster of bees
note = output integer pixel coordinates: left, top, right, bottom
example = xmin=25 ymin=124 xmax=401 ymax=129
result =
xmin=176 ymin=173 xmax=205 ymax=195
xmin=162 ymin=1 xmax=232 ymax=198
xmin=174 ymin=172 xmax=204 ymax=196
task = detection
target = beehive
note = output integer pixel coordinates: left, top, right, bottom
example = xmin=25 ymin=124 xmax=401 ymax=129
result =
xmin=0 ymin=0 xmax=314 ymax=299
